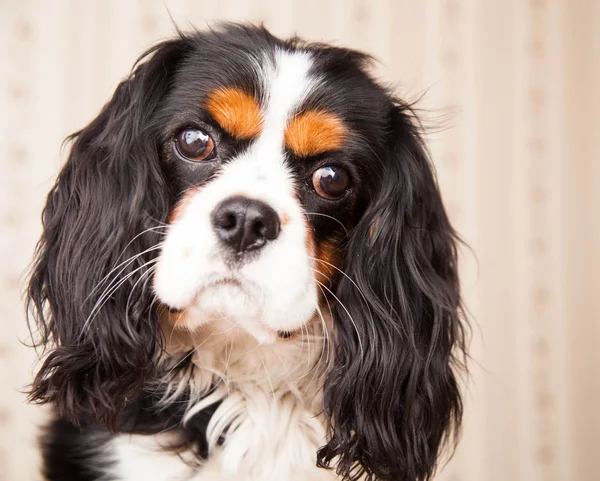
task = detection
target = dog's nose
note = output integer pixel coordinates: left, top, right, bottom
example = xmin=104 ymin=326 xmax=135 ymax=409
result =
xmin=211 ymin=196 xmax=281 ymax=253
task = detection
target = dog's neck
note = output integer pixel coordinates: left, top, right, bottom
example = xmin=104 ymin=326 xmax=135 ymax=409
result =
xmin=153 ymin=311 xmax=334 ymax=479
xmin=160 ymin=309 xmax=332 ymax=397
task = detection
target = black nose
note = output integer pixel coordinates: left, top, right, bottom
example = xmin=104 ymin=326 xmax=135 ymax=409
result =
xmin=211 ymin=196 xmax=281 ymax=253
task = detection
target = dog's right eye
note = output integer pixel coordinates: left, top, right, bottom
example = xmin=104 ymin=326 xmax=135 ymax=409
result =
xmin=174 ymin=128 xmax=216 ymax=162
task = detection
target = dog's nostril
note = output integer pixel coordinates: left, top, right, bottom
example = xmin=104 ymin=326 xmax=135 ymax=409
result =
xmin=252 ymin=220 xmax=265 ymax=236
xmin=252 ymin=218 xmax=274 ymax=239
xmin=211 ymin=196 xmax=280 ymax=253
xmin=219 ymin=213 xmax=237 ymax=231
xmin=254 ymin=216 xmax=279 ymax=242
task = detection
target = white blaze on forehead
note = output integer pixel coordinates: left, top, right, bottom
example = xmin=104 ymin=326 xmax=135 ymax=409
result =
xmin=154 ymin=49 xmax=320 ymax=340
xmin=257 ymin=49 xmax=318 ymax=146
xmin=225 ymin=49 xmax=318 ymax=194
xmin=213 ymin=49 xmax=318 ymax=203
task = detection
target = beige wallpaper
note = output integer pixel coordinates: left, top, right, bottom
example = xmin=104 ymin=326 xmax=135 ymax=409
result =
xmin=1 ymin=1 xmax=599 ymax=480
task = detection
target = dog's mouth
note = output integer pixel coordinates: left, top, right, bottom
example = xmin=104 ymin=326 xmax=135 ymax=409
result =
xmin=277 ymin=329 xmax=297 ymax=340
xmin=161 ymin=273 xmax=304 ymax=343
xmin=165 ymin=274 xmax=248 ymax=310
xmin=209 ymin=277 xmax=244 ymax=288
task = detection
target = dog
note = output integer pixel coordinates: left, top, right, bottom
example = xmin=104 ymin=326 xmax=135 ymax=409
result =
xmin=26 ymin=24 xmax=466 ymax=481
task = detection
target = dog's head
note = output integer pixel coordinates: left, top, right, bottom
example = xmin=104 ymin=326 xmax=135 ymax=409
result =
xmin=27 ymin=24 xmax=466 ymax=481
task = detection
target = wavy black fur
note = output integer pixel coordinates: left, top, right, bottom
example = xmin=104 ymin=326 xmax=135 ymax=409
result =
xmin=318 ymin=105 xmax=466 ymax=481
xmin=26 ymin=24 xmax=467 ymax=481
xmin=27 ymin=37 xmax=191 ymax=427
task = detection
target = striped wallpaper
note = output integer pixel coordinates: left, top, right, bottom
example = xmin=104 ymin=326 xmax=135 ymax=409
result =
xmin=0 ymin=1 xmax=598 ymax=480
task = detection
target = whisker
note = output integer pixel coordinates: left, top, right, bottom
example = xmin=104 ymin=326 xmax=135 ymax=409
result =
xmin=312 ymin=272 xmax=364 ymax=360
xmin=292 ymin=281 xmax=328 ymax=382
xmin=88 ymin=242 xmax=165 ymax=300
xmin=223 ymin=338 xmax=234 ymax=397
xmin=146 ymin=216 xmax=171 ymax=228
xmin=303 ymin=212 xmax=348 ymax=236
xmin=116 ymin=225 xmax=169 ymax=255
xmin=309 ymin=255 xmax=375 ymax=328
xmin=124 ymin=265 xmax=158 ymax=339
xmin=314 ymin=285 xmax=332 ymax=367
xmin=300 ymin=322 xmax=308 ymax=372
xmin=304 ymin=313 xmax=311 ymax=374
xmin=82 ymin=258 xmax=159 ymax=334
xmin=303 ymin=296 xmax=330 ymax=392
xmin=256 ymin=347 xmax=277 ymax=410
xmin=320 ymin=285 xmax=334 ymax=365
xmin=101 ymin=224 xmax=168 ymax=277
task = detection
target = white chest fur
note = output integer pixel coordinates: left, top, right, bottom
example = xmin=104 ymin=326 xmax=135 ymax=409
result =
xmin=109 ymin=314 xmax=336 ymax=481
xmin=110 ymin=397 xmax=334 ymax=481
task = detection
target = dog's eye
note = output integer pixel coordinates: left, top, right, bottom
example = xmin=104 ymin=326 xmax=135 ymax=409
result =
xmin=174 ymin=128 xmax=215 ymax=161
xmin=312 ymin=166 xmax=351 ymax=200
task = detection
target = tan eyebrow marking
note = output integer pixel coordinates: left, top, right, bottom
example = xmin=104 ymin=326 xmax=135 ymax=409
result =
xmin=284 ymin=110 xmax=347 ymax=157
xmin=205 ymin=87 xmax=263 ymax=139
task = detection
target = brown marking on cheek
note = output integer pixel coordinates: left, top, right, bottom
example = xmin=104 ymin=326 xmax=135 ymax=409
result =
xmin=304 ymin=216 xmax=316 ymax=254
xmin=284 ymin=110 xmax=347 ymax=157
xmin=281 ymin=212 xmax=291 ymax=227
xmin=168 ymin=188 xmax=200 ymax=224
xmin=206 ymin=87 xmax=263 ymax=139
xmin=314 ymin=238 xmax=342 ymax=288
xmin=158 ymin=305 xmax=195 ymax=352
xmin=303 ymin=217 xmax=342 ymax=282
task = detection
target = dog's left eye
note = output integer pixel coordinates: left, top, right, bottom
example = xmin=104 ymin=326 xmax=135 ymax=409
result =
xmin=312 ymin=166 xmax=351 ymax=200
xmin=174 ymin=128 xmax=215 ymax=161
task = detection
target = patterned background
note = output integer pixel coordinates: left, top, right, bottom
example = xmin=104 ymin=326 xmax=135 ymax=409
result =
xmin=0 ymin=1 xmax=598 ymax=480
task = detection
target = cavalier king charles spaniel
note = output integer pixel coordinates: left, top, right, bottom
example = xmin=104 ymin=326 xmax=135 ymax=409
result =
xmin=27 ymin=24 xmax=466 ymax=481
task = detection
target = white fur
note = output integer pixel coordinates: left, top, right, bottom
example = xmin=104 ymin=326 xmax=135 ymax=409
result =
xmin=154 ymin=49 xmax=321 ymax=342
xmin=131 ymin=50 xmax=341 ymax=481
xmin=109 ymin=434 xmax=194 ymax=481
xmin=110 ymin=312 xmax=335 ymax=481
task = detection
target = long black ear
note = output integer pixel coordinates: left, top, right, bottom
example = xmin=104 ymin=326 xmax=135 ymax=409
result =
xmin=26 ymin=37 xmax=190 ymax=427
xmin=319 ymin=103 xmax=467 ymax=481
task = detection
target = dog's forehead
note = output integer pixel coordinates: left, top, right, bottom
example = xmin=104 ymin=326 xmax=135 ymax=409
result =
xmin=200 ymin=49 xmax=351 ymax=158
xmin=174 ymin=37 xmax=387 ymax=136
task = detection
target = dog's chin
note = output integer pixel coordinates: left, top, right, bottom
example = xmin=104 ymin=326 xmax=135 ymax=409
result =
xmin=160 ymin=276 xmax=317 ymax=345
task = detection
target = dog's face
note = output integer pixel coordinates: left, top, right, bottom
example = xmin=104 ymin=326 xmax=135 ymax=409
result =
xmin=153 ymin=35 xmax=387 ymax=342
xmin=28 ymin=26 xmax=465 ymax=481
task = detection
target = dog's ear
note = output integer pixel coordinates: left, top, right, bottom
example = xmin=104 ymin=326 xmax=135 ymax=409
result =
xmin=319 ymin=103 xmax=467 ymax=481
xmin=26 ymin=37 xmax=190 ymax=428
